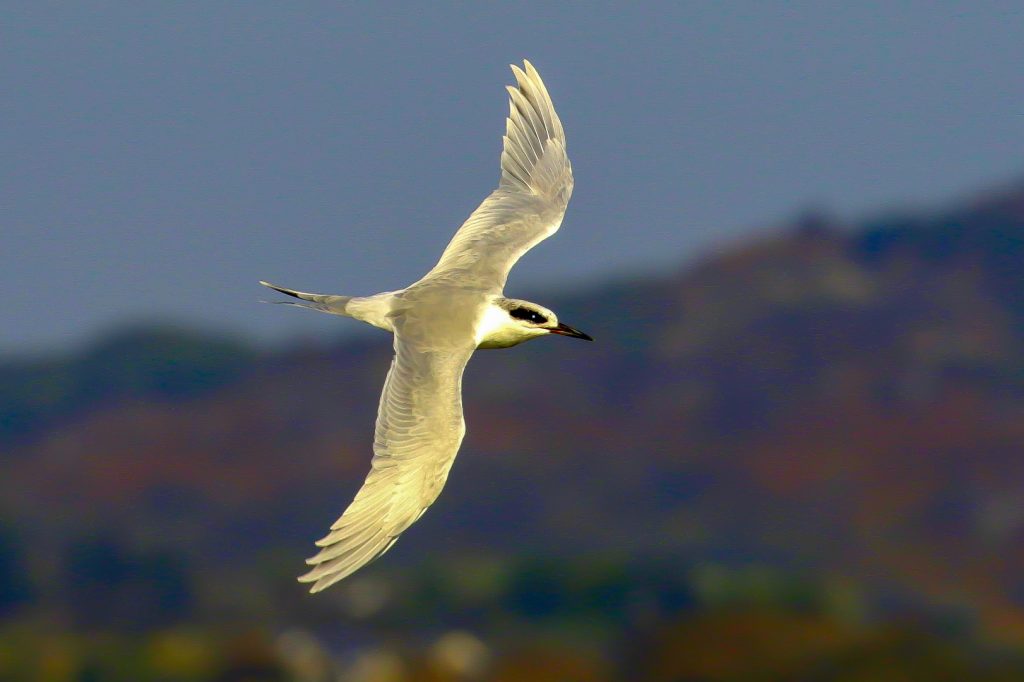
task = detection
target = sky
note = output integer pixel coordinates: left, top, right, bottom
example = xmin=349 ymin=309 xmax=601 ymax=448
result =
xmin=3 ymin=3 xmax=1023 ymax=355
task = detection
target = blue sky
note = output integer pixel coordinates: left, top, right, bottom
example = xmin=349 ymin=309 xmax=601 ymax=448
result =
xmin=3 ymin=3 xmax=1023 ymax=354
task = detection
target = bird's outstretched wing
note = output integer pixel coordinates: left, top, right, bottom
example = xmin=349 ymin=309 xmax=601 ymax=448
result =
xmin=298 ymin=332 xmax=474 ymax=592
xmin=425 ymin=60 xmax=573 ymax=292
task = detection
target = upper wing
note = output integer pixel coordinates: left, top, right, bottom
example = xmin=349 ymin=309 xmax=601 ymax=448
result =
xmin=424 ymin=60 xmax=573 ymax=292
xmin=298 ymin=333 xmax=474 ymax=592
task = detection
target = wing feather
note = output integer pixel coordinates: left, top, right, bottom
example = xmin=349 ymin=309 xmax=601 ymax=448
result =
xmin=298 ymin=334 xmax=474 ymax=592
xmin=425 ymin=60 xmax=573 ymax=291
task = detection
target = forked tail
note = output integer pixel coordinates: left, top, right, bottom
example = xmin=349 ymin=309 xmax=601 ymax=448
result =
xmin=259 ymin=281 xmax=352 ymax=316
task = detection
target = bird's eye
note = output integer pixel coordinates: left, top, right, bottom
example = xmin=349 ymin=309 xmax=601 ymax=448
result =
xmin=509 ymin=307 xmax=547 ymax=325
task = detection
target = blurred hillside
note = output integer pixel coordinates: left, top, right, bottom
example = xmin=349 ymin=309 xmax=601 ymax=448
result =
xmin=3 ymin=178 xmax=1024 ymax=680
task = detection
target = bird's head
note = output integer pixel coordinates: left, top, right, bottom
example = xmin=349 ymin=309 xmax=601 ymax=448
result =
xmin=476 ymin=298 xmax=592 ymax=349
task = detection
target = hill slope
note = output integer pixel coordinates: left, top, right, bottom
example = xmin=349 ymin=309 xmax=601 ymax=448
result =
xmin=3 ymin=179 xmax=1024 ymax=638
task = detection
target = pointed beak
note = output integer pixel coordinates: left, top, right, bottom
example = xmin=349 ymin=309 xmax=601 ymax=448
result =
xmin=549 ymin=322 xmax=593 ymax=341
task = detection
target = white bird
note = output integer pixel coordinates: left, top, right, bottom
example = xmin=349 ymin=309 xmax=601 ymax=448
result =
xmin=260 ymin=60 xmax=590 ymax=593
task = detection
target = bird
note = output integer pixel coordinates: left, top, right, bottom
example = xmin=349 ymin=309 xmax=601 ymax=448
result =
xmin=260 ymin=60 xmax=590 ymax=593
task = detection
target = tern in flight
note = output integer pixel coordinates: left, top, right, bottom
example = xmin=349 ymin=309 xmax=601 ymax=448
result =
xmin=261 ymin=61 xmax=590 ymax=593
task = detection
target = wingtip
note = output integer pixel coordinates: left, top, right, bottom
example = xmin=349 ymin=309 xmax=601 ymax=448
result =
xmin=511 ymin=64 xmax=534 ymax=91
xmin=298 ymin=571 xmax=338 ymax=594
xmin=297 ymin=575 xmax=324 ymax=594
xmin=308 ymin=578 xmax=332 ymax=594
xmin=511 ymin=60 xmax=537 ymax=81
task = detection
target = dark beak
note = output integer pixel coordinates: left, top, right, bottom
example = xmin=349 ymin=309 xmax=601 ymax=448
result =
xmin=549 ymin=322 xmax=593 ymax=341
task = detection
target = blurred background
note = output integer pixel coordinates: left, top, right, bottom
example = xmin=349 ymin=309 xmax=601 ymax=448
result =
xmin=3 ymin=3 xmax=1024 ymax=680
